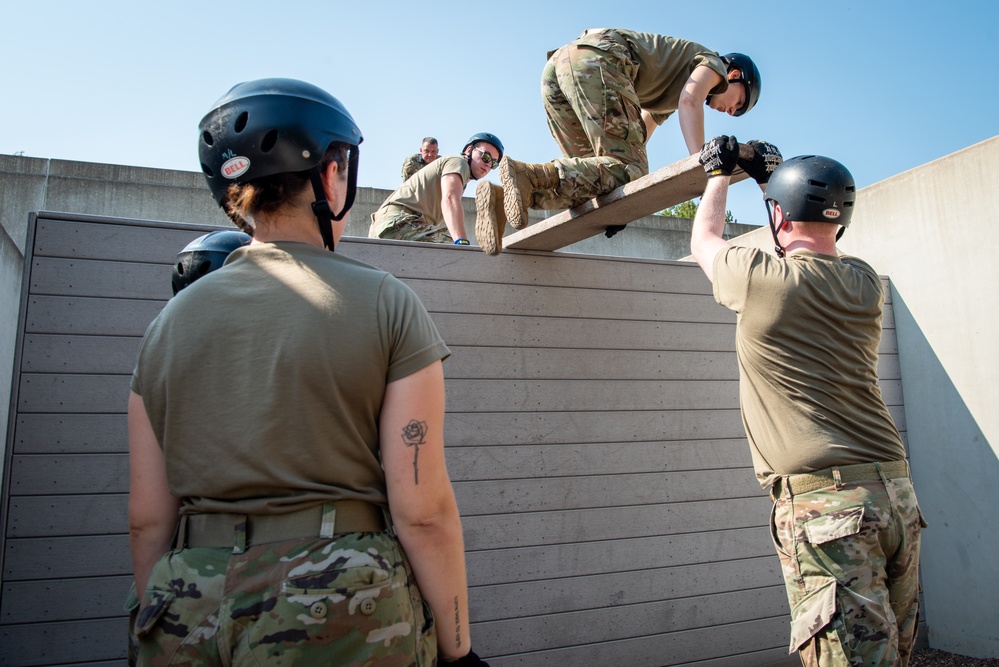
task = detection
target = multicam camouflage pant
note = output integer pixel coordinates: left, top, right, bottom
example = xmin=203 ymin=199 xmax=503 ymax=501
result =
xmin=369 ymin=210 xmax=453 ymax=244
xmin=132 ymin=532 xmax=436 ymax=666
xmin=772 ymin=474 xmax=924 ymax=666
xmin=539 ymin=32 xmax=649 ymax=210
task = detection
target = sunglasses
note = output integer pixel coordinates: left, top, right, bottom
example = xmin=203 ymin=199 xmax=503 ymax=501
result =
xmin=474 ymin=147 xmax=499 ymax=168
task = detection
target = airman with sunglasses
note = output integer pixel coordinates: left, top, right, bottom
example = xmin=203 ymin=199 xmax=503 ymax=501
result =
xmin=370 ymin=132 xmax=504 ymax=246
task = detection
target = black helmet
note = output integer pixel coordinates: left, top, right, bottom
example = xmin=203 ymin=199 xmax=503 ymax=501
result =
xmin=171 ymin=230 xmax=251 ymax=295
xmin=766 ymin=156 xmax=856 ymax=227
xmin=462 ymin=132 xmax=504 ymax=160
xmin=198 ymin=78 xmax=362 ymax=250
xmin=722 ymin=53 xmax=761 ymax=116
xmin=764 ymin=155 xmax=856 ymax=256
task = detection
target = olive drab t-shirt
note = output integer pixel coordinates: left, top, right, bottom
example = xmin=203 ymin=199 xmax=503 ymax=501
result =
xmin=131 ymin=241 xmax=450 ymax=516
xmin=370 ymin=155 xmax=472 ymax=235
xmin=571 ymin=28 xmax=729 ymax=126
xmin=712 ymin=247 xmax=907 ymax=490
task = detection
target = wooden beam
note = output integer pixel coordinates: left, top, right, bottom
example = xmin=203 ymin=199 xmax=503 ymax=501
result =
xmin=503 ymin=145 xmax=754 ymax=252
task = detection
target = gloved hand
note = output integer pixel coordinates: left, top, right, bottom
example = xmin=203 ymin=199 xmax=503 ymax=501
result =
xmin=738 ymin=140 xmax=782 ymax=184
xmin=605 ymin=224 xmax=626 ymax=238
xmin=699 ymin=136 xmax=740 ymax=177
xmin=453 ymin=238 xmax=471 ymax=245
xmin=442 ymin=649 xmax=490 ymax=666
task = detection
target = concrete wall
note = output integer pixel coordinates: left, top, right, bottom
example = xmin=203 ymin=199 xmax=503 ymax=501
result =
xmin=838 ymin=135 xmax=999 ymax=658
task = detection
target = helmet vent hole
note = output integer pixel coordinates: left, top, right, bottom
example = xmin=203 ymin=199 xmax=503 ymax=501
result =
xmin=202 ymin=131 xmax=214 ymax=147
xmin=806 ymin=195 xmax=826 ymax=204
xmin=807 ymin=179 xmax=828 ymax=189
xmin=234 ymin=112 xmax=249 ymax=133
xmin=845 ymin=185 xmax=856 ymax=193
xmin=201 ymin=163 xmax=215 ymax=177
xmin=196 ymin=260 xmax=212 ymax=277
xmin=261 ymin=130 xmax=278 ymax=153
xmin=176 ymin=262 xmax=185 ymax=276
xmin=843 ymin=201 xmax=854 ymax=208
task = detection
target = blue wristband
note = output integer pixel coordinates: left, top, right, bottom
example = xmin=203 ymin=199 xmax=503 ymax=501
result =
xmin=454 ymin=238 xmax=470 ymax=245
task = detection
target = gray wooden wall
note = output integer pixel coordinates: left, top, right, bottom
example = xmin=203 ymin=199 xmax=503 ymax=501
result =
xmin=0 ymin=212 xmax=905 ymax=666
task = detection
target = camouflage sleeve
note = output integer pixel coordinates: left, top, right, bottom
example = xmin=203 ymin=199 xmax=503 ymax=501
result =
xmin=401 ymin=155 xmax=421 ymax=181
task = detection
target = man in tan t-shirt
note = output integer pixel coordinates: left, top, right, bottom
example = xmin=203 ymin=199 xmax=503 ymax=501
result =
xmin=476 ymin=28 xmax=762 ymax=246
xmin=371 ymin=132 xmax=503 ymax=245
xmin=690 ymin=137 xmax=925 ymax=666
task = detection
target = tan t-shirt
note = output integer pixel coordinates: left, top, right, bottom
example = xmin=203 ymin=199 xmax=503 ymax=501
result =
xmin=713 ymin=247 xmax=907 ymax=489
xmin=131 ymin=241 xmax=450 ymax=515
xmin=573 ymin=28 xmax=729 ymax=125
xmin=371 ymin=155 xmax=471 ymax=235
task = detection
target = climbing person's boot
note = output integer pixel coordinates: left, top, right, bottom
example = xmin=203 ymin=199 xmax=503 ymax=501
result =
xmin=475 ymin=180 xmax=506 ymax=256
xmin=499 ymin=157 xmax=559 ymax=230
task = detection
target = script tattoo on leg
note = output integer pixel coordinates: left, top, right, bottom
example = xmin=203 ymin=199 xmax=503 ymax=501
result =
xmin=401 ymin=420 xmax=428 ymax=485
xmin=454 ymin=596 xmax=462 ymax=649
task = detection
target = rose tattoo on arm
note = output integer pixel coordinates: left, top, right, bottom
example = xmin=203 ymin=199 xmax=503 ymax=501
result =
xmin=401 ymin=419 xmax=428 ymax=485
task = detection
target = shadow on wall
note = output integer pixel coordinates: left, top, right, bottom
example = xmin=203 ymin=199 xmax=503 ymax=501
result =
xmin=892 ymin=288 xmax=999 ymax=659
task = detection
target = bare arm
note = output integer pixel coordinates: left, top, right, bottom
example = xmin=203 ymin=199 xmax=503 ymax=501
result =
xmin=689 ymin=176 xmax=734 ymax=283
xmin=440 ymin=173 xmax=468 ymax=241
xmin=641 ymin=109 xmax=658 ymax=143
xmin=677 ymin=65 xmax=725 ymax=155
xmin=128 ymin=391 xmax=180 ymax=596
xmin=381 ymin=361 xmax=471 ymax=660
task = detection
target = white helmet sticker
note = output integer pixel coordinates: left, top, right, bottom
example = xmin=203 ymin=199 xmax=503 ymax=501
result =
xmin=822 ymin=208 xmax=841 ymax=219
xmin=222 ymin=156 xmax=251 ymax=180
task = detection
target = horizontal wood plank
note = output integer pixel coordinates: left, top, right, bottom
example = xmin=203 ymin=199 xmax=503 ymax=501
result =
xmin=445 ymin=439 xmax=751 ymax=480
xmin=409 ymin=279 xmax=733 ymax=324
xmin=7 ymin=495 xmax=127 ymax=537
xmin=30 ymin=256 xmax=171 ymax=300
xmin=4 ymin=535 xmax=131 ymax=580
xmin=33 ymin=218 xmax=210 ymax=264
xmin=25 ymin=296 xmax=165 ymax=337
xmin=2 ymin=575 xmax=133 ymax=623
xmin=445 ymin=378 xmax=740 ymax=412
xmin=453 ymin=469 xmax=763 ymax=516
xmin=485 ymin=616 xmax=793 ymax=667
xmin=20 ymin=334 xmax=141 ymax=375
xmin=443 ymin=409 xmax=748 ymax=446
xmin=0 ymin=617 xmax=128 ymax=666
xmin=502 ymin=151 xmax=751 ymax=252
xmin=469 ymin=555 xmax=781 ymax=622
xmin=14 ymin=414 xmax=127 ymax=454
xmin=465 ymin=526 xmax=774 ymax=587
xmin=445 ymin=347 xmax=739 ymax=381
xmin=7 ymin=454 xmax=128 ymax=496
xmin=474 ymin=585 xmax=789 ymax=655
xmin=339 ymin=237 xmax=715 ymax=295
xmin=461 ymin=497 xmax=771 ymax=550
xmin=434 ymin=313 xmax=737 ymax=352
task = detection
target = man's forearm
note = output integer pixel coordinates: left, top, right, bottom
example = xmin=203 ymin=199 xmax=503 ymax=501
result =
xmin=441 ymin=197 xmax=468 ymax=241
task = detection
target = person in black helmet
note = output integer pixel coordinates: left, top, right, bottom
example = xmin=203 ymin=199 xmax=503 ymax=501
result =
xmin=369 ymin=131 xmax=503 ymax=245
xmin=128 ymin=78 xmax=488 ymax=666
xmin=170 ymin=229 xmax=251 ymax=295
xmin=475 ymin=28 xmax=762 ymax=244
xmin=691 ymin=137 xmax=925 ymax=666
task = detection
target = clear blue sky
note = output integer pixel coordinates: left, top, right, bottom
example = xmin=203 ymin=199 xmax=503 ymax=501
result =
xmin=3 ymin=0 xmax=997 ymax=226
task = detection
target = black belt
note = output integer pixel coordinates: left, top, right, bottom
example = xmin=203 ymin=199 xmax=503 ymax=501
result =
xmin=176 ymin=500 xmax=386 ymax=551
xmin=777 ymin=460 xmax=910 ymax=498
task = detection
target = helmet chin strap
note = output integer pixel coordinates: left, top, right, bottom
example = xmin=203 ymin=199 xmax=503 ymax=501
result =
xmin=308 ymin=146 xmax=360 ymax=252
xmin=765 ymin=200 xmax=787 ymax=258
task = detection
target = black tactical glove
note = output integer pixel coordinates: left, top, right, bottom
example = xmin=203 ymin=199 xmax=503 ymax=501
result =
xmin=442 ymin=649 xmax=490 ymax=666
xmin=605 ymin=224 xmax=626 ymax=238
xmin=738 ymin=140 xmax=782 ymax=184
xmin=699 ymin=135 xmax=740 ymax=177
